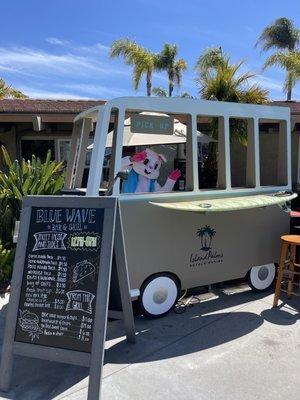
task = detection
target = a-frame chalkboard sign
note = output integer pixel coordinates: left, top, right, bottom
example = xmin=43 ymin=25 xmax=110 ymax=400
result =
xmin=0 ymin=196 xmax=135 ymax=400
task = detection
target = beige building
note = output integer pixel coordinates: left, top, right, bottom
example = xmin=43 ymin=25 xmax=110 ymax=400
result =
xmin=0 ymin=99 xmax=104 ymax=166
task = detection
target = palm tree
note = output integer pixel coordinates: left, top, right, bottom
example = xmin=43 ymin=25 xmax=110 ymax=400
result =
xmin=256 ymin=17 xmax=300 ymax=100
xmin=110 ymin=39 xmax=157 ymax=96
xmin=195 ymin=46 xmax=226 ymax=70
xmin=152 ymin=86 xmax=194 ymax=99
xmin=152 ymin=87 xmax=168 ymax=97
xmin=195 ymin=47 xmax=268 ymax=105
xmin=256 ymin=17 xmax=299 ymax=52
xmin=156 ymin=44 xmax=187 ymax=96
xmin=0 ymin=79 xmax=27 ymax=99
xmin=195 ymin=47 xmax=268 ymax=188
xmin=263 ymin=51 xmax=300 ymax=99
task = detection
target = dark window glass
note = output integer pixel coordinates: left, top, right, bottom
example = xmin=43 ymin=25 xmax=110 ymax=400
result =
xmin=21 ymin=140 xmax=55 ymax=162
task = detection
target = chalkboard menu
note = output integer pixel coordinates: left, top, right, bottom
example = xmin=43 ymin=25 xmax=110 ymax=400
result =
xmin=15 ymin=206 xmax=104 ymax=353
xmin=0 ymin=196 xmax=135 ymax=400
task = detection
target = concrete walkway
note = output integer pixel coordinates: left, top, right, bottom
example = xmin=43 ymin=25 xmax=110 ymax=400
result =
xmin=0 ymin=284 xmax=298 ymax=400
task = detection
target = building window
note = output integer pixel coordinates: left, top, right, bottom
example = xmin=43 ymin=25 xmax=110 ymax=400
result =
xmin=57 ymin=139 xmax=71 ymax=163
xmin=21 ymin=139 xmax=55 ymax=162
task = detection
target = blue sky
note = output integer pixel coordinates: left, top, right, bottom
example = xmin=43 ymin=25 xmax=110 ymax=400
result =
xmin=1 ymin=0 xmax=300 ymax=100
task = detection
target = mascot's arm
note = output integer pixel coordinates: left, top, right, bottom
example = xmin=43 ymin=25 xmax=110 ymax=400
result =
xmin=155 ymin=169 xmax=181 ymax=192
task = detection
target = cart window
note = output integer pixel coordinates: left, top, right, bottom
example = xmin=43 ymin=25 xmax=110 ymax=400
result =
xmin=117 ymin=111 xmax=193 ymax=194
xmin=259 ymin=119 xmax=288 ymax=186
xmin=197 ymin=116 xmax=226 ymax=190
xmin=230 ymin=118 xmax=255 ymax=188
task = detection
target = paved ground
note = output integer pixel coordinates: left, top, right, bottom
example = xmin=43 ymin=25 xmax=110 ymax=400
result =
xmin=0 ymin=283 xmax=298 ymax=400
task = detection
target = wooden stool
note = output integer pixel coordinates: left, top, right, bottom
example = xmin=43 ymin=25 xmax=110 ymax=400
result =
xmin=273 ymin=235 xmax=300 ymax=307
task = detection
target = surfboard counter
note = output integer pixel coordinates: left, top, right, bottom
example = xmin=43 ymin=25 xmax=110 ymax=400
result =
xmin=150 ymin=192 xmax=297 ymax=212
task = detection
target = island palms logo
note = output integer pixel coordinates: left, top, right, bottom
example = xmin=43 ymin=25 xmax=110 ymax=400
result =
xmin=196 ymin=225 xmax=216 ymax=251
xmin=189 ymin=225 xmax=223 ymax=268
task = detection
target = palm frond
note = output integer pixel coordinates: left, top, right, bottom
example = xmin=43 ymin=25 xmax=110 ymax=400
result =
xmin=152 ymin=87 xmax=168 ymax=97
xmin=0 ymin=78 xmax=27 ymax=99
xmin=0 ymin=147 xmax=65 ymax=244
xmin=256 ymin=17 xmax=300 ymax=51
xmin=195 ymin=47 xmax=228 ymax=72
xmin=110 ymin=38 xmax=157 ymax=95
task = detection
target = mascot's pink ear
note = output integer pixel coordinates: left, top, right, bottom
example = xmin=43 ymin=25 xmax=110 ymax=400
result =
xmin=158 ymin=154 xmax=167 ymax=163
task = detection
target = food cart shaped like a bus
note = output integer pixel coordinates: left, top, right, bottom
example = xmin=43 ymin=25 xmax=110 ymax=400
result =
xmin=65 ymin=97 xmax=296 ymax=317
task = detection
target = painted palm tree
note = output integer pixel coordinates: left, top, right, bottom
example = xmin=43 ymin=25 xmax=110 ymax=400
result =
xmin=155 ymin=44 xmax=187 ymax=97
xmin=0 ymin=79 xmax=27 ymax=99
xmin=110 ymin=39 xmax=157 ymax=96
xmin=197 ymin=225 xmax=216 ymax=251
xmin=256 ymin=17 xmax=300 ymax=100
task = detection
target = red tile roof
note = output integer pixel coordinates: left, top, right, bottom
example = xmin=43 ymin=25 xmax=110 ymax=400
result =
xmin=270 ymin=100 xmax=300 ymax=114
xmin=0 ymin=99 xmax=106 ymax=114
xmin=0 ymin=98 xmax=300 ymax=115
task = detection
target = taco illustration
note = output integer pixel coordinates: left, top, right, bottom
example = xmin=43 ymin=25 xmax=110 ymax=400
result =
xmin=72 ymin=260 xmax=95 ymax=284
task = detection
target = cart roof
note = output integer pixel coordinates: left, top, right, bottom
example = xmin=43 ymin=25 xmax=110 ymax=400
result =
xmin=74 ymin=105 xmax=103 ymax=122
xmin=73 ymin=97 xmax=291 ymax=123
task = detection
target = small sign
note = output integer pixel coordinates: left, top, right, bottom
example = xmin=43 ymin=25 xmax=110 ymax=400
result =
xmin=131 ymin=114 xmax=174 ymax=135
xmin=0 ymin=196 xmax=135 ymax=400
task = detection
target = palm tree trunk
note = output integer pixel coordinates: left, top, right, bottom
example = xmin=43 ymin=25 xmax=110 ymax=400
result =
xmin=286 ymin=71 xmax=293 ymax=101
xmin=287 ymin=87 xmax=292 ymax=101
xmin=146 ymin=71 xmax=152 ymax=96
xmin=168 ymin=71 xmax=174 ymax=97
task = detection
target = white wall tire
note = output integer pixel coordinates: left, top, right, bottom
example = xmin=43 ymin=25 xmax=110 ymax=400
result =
xmin=247 ymin=264 xmax=276 ymax=292
xmin=139 ymin=273 xmax=180 ymax=318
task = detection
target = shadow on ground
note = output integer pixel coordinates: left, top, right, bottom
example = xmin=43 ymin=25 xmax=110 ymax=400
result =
xmin=0 ymin=288 xmax=298 ymax=400
xmin=105 ymin=288 xmax=298 ymax=365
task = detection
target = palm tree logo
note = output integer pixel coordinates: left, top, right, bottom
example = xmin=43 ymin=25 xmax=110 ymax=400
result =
xmin=196 ymin=225 xmax=216 ymax=251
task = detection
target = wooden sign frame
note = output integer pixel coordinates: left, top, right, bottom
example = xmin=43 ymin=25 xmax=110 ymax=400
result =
xmin=0 ymin=196 xmax=135 ymax=400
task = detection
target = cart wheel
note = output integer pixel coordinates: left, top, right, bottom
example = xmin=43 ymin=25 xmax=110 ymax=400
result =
xmin=247 ymin=263 xmax=276 ymax=292
xmin=139 ymin=273 xmax=181 ymax=318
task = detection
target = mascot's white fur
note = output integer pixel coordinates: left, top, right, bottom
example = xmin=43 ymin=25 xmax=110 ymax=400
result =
xmin=121 ymin=148 xmax=181 ymax=194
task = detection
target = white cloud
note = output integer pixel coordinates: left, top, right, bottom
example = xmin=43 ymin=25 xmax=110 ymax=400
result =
xmin=254 ymin=75 xmax=283 ymax=92
xmin=74 ymin=43 xmax=110 ymax=53
xmin=0 ymin=45 xmax=128 ymax=79
xmin=46 ymin=37 xmax=109 ymax=54
xmin=56 ymin=83 xmax=125 ymax=97
xmin=17 ymin=86 xmax=93 ymax=100
xmin=0 ymin=64 xmax=29 ymax=75
xmin=46 ymin=37 xmax=70 ymax=46
xmin=0 ymin=46 xmax=100 ymax=76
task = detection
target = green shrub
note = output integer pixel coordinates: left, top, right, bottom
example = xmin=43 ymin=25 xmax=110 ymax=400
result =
xmin=0 ymin=146 xmax=65 ymax=246
xmin=0 ymin=243 xmax=15 ymax=283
